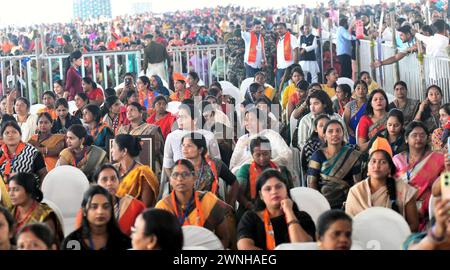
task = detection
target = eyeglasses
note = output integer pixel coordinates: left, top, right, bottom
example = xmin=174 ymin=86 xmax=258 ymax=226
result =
xmin=171 ymin=171 xmax=193 ymax=179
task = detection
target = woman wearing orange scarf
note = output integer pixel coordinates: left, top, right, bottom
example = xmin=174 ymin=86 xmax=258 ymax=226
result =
xmin=237 ymin=169 xmax=315 ymax=250
xmin=155 ymin=159 xmax=231 ymax=249
xmin=0 ymin=121 xmax=47 ymax=185
xmin=236 ymin=136 xmax=293 ymax=221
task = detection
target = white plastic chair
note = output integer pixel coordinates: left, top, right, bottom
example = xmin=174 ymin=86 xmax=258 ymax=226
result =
xmin=41 ymin=199 xmax=65 ymax=236
xmin=275 ymin=242 xmax=318 ymax=250
xmin=68 ymin=100 xmax=78 ymax=115
xmin=167 ymin=101 xmax=182 ymax=115
xmin=42 ymin=166 xmax=90 ymax=236
xmin=30 ymin=104 xmax=46 ymax=115
xmin=182 ymin=246 xmax=209 ymax=250
xmin=336 ymin=77 xmax=354 ymax=90
xmin=290 ymin=187 xmax=331 ymax=225
xmin=182 ymin=225 xmax=224 ymax=250
xmin=352 ymin=207 xmax=411 ymax=250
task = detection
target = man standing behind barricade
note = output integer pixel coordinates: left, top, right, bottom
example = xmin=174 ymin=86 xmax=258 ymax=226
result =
xmin=262 ymin=26 xmax=277 ymax=88
xmin=336 ymin=17 xmax=356 ymax=79
xmin=242 ymin=20 xmax=267 ymax=78
xmin=142 ymin=34 xmax=171 ymax=83
xmin=275 ymin=23 xmax=299 ymax=90
xmin=226 ymin=27 xmax=246 ymax=87
xmin=298 ymin=24 xmax=320 ymax=83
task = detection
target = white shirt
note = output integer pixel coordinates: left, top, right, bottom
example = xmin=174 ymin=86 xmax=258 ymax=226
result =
xmin=277 ymin=32 xmax=299 ymax=69
xmin=163 ymin=129 xmax=221 ymax=169
xmin=242 ymin=31 xmax=264 ymax=68
xmin=14 ymin=114 xmax=38 ymax=143
xmin=415 ymin=33 xmax=449 ymax=58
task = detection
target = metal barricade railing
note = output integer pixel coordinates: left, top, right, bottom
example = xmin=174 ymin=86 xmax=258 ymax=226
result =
xmin=0 ymin=50 xmax=142 ymax=103
xmin=168 ymin=44 xmax=227 ymax=86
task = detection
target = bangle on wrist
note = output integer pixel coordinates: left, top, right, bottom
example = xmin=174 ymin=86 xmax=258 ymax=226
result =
xmin=287 ymin=219 xmax=300 ymax=227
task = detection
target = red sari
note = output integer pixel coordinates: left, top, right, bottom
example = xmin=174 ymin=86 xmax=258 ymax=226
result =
xmin=146 ymin=112 xmax=176 ymax=139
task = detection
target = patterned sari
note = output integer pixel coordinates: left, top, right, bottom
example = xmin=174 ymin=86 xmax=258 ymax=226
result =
xmin=116 ymin=165 xmax=159 ymax=208
xmin=393 ymin=151 xmax=445 ymax=231
xmin=307 ymin=146 xmax=362 ymax=209
xmin=58 ymin=145 xmax=108 ymax=181
xmin=28 ymin=134 xmax=65 ymax=171
xmin=348 ymin=101 xmax=366 ymax=145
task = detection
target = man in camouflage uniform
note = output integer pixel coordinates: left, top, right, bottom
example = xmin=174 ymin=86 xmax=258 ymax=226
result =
xmin=261 ymin=27 xmax=277 ymax=87
xmin=226 ymin=29 xmax=246 ymax=87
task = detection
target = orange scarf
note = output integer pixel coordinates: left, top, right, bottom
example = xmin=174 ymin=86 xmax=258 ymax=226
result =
xmin=205 ymin=157 xmax=219 ymax=195
xmin=170 ymin=191 xmax=205 ymax=226
xmin=248 ymin=32 xmax=265 ymax=63
xmin=249 ymin=161 xmax=279 ymax=200
xmin=264 ymin=209 xmax=291 ymax=250
xmin=0 ymin=142 xmax=26 ymax=180
xmin=281 ymin=32 xmax=293 ymax=61
xmin=90 ymin=122 xmax=107 ymax=141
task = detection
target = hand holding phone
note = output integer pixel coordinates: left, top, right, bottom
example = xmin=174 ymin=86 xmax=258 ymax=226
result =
xmin=441 ymin=172 xmax=450 ymax=201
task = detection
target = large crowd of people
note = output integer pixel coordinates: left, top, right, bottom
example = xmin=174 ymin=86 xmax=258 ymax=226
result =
xmin=0 ymin=1 xmax=449 ymax=251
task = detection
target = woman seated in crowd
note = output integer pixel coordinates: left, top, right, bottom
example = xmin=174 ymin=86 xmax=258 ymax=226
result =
xmin=0 ymin=206 xmax=15 ymax=250
xmin=237 ymin=169 xmax=316 ymax=250
xmin=320 ymin=68 xmax=337 ymax=98
xmin=8 ymin=173 xmax=64 ymax=244
xmin=393 ymin=121 xmax=445 ymax=231
xmin=181 ymin=132 xmax=239 ymax=207
xmin=357 ymin=89 xmax=389 ymax=152
xmin=291 ymin=83 xmax=323 ymax=121
xmin=37 ymin=91 xmax=57 ymax=120
xmin=255 ymin=97 xmax=281 ymax=132
xmin=146 ymin=96 xmax=176 ymax=140
xmin=301 ymin=115 xmax=330 ymax=172
xmin=163 ymin=103 xmax=221 ymax=177
xmin=156 ymin=159 xmax=231 ymax=248
xmin=346 ymin=137 xmax=419 ymax=232
xmin=281 ymin=67 xmax=304 ymax=111
xmin=236 ymin=136 xmax=293 ymax=220
xmin=344 ymin=80 xmax=368 ymax=145
xmin=53 ymin=79 xmax=68 ymax=100
xmin=62 ymin=185 xmax=131 ymax=250
xmin=28 ymin=112 xmax=65 ymax=171
xmin=316 ymin=210 xmax=353 ymax=250
xmin=287 ymin=80 xmax=309 ymax=122
xmin=241 ymin=83 xmax=265 ymax=114
xmin=367 ymin=109 xmax=407 ymax=156
xmin=102 ymin=95 xmax=127 ymax=135
xmin=52 ymin=98 xmax=82 ymax=134
xmin=431 ymin=103 xmax=450 ymax=152
xmin=0 ymin=121 xmax=47 ymax=183
xmin=170 ymin=74 xmax=191 ymax=102
xmin=333 ymin=84 xmax=352 ymax=116
xmin=230 ymin=107 xmax=293 ymax=174
xmin=75 ymin=164 xmax=145 ymax=236
xmin=57 ymin=124 xmax=108 ymax=181
xmin=16 ymin=223 xmax=57 ymax=250
xmin=359 ymin=71 xmax=379 ymax=93
xmin=297 ymin=90 xmax=347 ymax=149
xmin=131 ymin=208 xmax=183 ymax=251
xmin=82 ymin=77 xmax=104 ymax=106
xmin=117 ymin=102 xmax=164 ymax=171
xmin=150 ymin=75 xmax=170 ymax=96
xmin=307 ymin=120 xmax=362 ymax=209
xmin=388 ymin=81 xmax=419 ymax=126
xmin=187 ymin=71 xmax=208 ymax=98
xmin=12 ymin=97 xmax=38 ymax=143
xmin=73 ymin=92 xmax=89 ymax=120
xmin=83 ymin=104 xmax=114 ymax=152
xmin=137 ymin=76 xmax=159 ymax=116
xmin=201 ymin=101 xmax=234 ymax=166
xmin=111 ymin=134 xmax=159 ymax=208
xmin=414 ymin=85 xmax=443 ymax=134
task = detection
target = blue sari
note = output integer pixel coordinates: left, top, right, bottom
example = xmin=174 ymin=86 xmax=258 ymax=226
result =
xmin=348 ymin=101 xmax=366 ymax=145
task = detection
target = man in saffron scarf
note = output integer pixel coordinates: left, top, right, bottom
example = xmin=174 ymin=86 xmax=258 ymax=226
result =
xmin=275 ymin=22 xmax=299 ymax=89
xmin=242 ymin=20 xmax=267 ymax=78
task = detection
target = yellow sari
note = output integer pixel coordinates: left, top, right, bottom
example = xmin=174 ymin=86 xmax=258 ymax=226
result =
xmin=29 ymin=134 xmax=65 ymax=171
xmin=116 ymin=165 xmax=159 ymax=207
xmin=58 ymin=145 xmax=108 ymax=181
xmin=0 ymin=175 xmax=11 ymax=208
